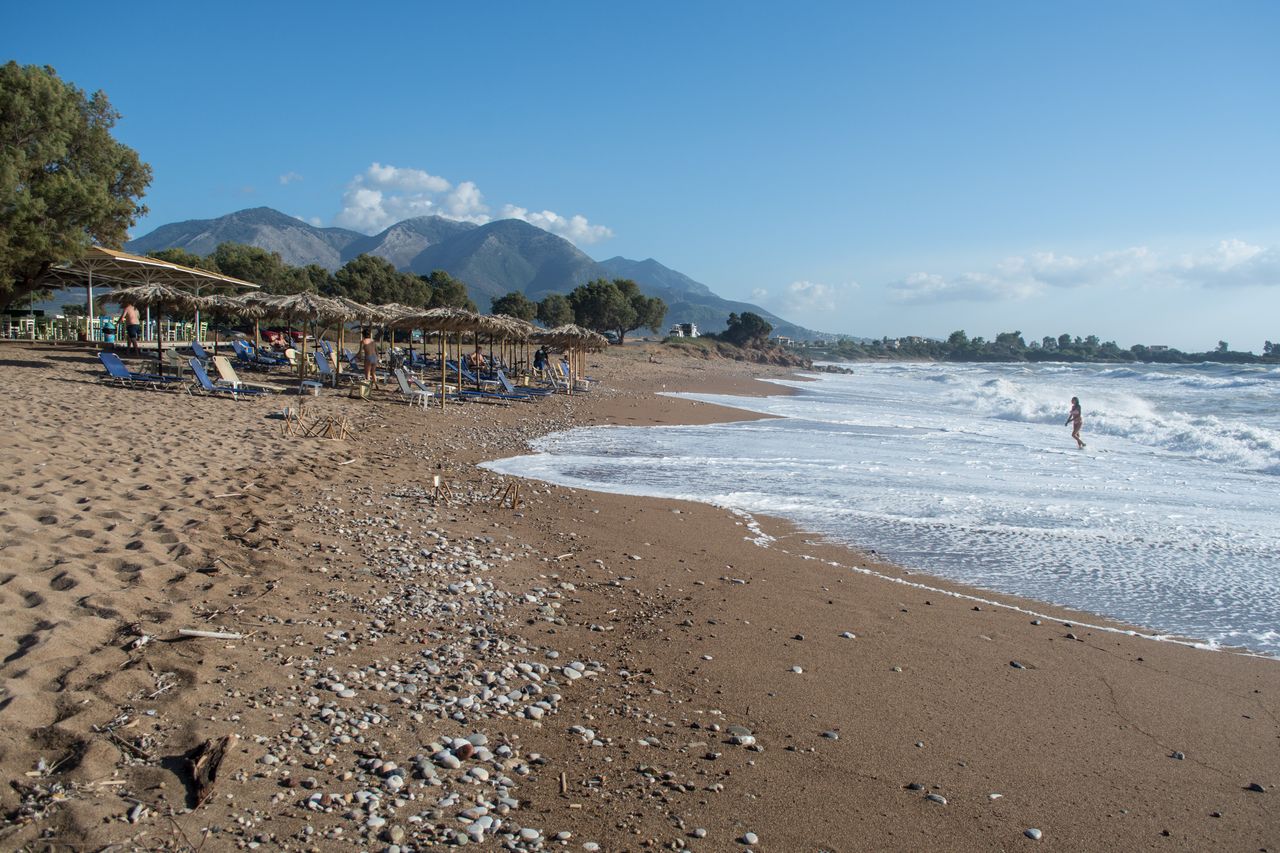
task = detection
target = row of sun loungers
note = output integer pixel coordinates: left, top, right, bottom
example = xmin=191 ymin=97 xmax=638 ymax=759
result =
xmin=97 ymin=346 xmax=588 ymax=406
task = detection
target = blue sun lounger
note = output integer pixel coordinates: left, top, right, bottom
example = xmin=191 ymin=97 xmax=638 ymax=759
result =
xmin=98 ymin=352 xmax=183 ymax=389
xmin=189 ymin=357 xmax=267 ymax=400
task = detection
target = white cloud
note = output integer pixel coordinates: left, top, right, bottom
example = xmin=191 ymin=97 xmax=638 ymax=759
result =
xmin=498 ymin=205 xmax=614 ymax=244
xmin=279 ymin=171 xmax=303 ymax=185
xmin=333 ymin=163 xmax=613 ymax=245
xmin=890 ymin=271 xmax=1041 ymax=303
xmin=364 ymin=163 xmax=451 ymax=193
xmin=782 ymin=280 xmax=840 ymax=313
xmin=889 ymin=240 xmax=1280 ymax=304
xmin=1172 ymin=239 xmax=1280 ymax=288
xmin=751 ymin=288 xmax=769 ymax=301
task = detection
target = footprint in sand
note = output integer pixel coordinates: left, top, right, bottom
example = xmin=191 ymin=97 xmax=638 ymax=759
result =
xmin=23 ymin=590 xmax=45 ymax=608
xmin=124 ymin=540 xmax=143 ymax=551
xmin=49 ymin=572 xmax=77 ymax=592
xmin=37 ymin=514 xmax=58 ymax=525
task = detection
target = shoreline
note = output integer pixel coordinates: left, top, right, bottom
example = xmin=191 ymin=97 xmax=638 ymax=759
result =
xmin=491 ymin=364 xmax=1273 ymax=663
xmin=1 ymin=343 xmax=1276 ymax=851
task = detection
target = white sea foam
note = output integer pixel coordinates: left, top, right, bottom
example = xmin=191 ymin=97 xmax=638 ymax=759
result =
xmin=483 ymin=362 xmax=1280 ymax=656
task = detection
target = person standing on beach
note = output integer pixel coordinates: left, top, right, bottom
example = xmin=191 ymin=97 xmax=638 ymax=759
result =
xmin=361 ymin=328 xmax=379 ymax=384
xmin=1066 ymin=396 xmax=1085 ymax=449
xmin=119 ymin=302 xmax=141 ymax=355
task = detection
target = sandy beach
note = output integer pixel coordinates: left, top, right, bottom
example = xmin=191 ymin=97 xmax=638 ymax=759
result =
xmin=0 ymin=342 xmax=1276 ymax=852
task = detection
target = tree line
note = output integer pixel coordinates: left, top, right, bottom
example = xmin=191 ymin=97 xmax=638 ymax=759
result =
xmin=808 ymin=331 xmax=1280 ymax=364
xmin=151 ymin=245 xmax=667 ymax=342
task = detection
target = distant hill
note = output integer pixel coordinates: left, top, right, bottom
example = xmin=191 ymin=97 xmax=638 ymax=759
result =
xmin=125 ymin=207 xmax=361 ymax=269
xmin=408 ymin=219 xmax=607 ymax=308
xmin=598 ymin=256 xmax=814 ymax=339
xmin=126 ymin=207 xmax=823 ymax=338
xmin=341 ymin=216 xmax=477 ymax=270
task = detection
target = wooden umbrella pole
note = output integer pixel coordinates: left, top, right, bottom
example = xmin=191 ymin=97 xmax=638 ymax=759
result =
xmin=438 ymin=332 xmax=446 ymax=408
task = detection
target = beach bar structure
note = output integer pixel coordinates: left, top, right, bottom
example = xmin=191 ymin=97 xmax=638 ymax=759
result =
xmin=38 ymin=247 xmax=260 ymax=342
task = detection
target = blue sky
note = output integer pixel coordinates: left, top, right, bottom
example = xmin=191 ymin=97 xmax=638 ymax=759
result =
xmin=6 ymin=1 xmax=1278 ymax=350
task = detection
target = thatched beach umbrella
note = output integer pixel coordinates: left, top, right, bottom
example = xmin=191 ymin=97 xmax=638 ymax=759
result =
xmin=326 ymin=297 xmax=387 ymax=376
xmin=106 ymin=284 xmax=208 ymax=376
xmin=203 ymin=293 xmax=266 ymax=355
xmin=536 ymin=324 xmax=607 ymax=393
xmin=253 ymin=292 xmax=347 ymax=385
xmin=393 ymin=306 xmax=486 ymax=406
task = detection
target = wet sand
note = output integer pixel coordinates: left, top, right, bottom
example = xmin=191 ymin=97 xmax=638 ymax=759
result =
xmin=0 ymin=341 xmax=1276 ymax=851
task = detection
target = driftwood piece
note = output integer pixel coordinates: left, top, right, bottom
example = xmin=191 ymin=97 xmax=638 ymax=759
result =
xmin=177 ymin=628 xmax=244 ymax=640
xmin=188 ymin=733 xmax=237 ymax=807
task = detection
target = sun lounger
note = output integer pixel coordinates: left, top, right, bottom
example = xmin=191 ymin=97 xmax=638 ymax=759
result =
xmin=211 ymin=356 xmax=281 ymax=393
xmin=188 ymin=357 xmax=266 ymax=400
xmin=393 ymin=368 xmax=434 ymax=408
xmin=560 ymin=361 xmax=595 ymax=390
xmin=447 ymin=360 xmax=502 ymax=391
xmin=232 ymin=339 xmax=289 ymax=369
xmin=98 ymin=352 xmax=184 ymax=389
xmin=496 ymin=369 xmax=554 ymax=397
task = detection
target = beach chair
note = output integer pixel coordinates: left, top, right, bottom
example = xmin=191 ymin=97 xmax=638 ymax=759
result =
xmin=560 ymin=360 xmax=595 ymax=391
xmin=393 ymin=368 xmax=433 ymax=408
xmin=97 ymin=352 xmax=183 ymax=389
xmin=232 ymin=339 xmax=288 ymax=369
xmin=191 ymin=340 xmax=213 ymax=363
xmin=495 ymin=369 xmax=553 ymax=399
xmin=211 ymin=356 xmax=281 ymax=394
xmin=448 ymin=360 xmax=502 ymax=391
xmin=188 ymin=357 xmax=266 ymax=400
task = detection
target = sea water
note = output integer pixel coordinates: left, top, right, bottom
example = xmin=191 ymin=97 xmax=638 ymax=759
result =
xmin=483 ymin=362 xmax=1280 ymax=656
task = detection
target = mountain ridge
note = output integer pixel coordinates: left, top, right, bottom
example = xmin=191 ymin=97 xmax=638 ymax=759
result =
xmin=125 ymin=207 xmax=820 ymax=337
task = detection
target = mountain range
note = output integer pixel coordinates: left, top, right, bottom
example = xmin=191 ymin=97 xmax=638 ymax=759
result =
xmin=125 ymin=207 xmax=817 ymax=338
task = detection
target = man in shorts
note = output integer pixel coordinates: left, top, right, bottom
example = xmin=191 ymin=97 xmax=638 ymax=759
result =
xmin=119 ymin=303 xmax=141 ymax=355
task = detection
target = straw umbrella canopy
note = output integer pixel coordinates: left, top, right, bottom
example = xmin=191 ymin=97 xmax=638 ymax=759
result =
xmin=325 ymin=296 xmax=387 ymax=373
xmin=252 ymin=292 xmax=348 ymax=382
xmin=499 ymin=317 xmax=539 ymax=375
xmin=105 ymin=284 xmax=208 ymax=375
xmin=388 ymin=307 xmax=486 ymax=404
xmin=202 ymin=293 xmax=266 ymax=355
xmin=535 ymin=324 xmax=608 ymax=392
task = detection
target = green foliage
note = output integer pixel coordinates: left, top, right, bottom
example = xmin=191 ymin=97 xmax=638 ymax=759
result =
xmin=0 ymin=62 xmax=152 ymax=308
xmin=420 ymin=270 xmax=476 ymax=311
xmin=331 ymin=254 xmax=427 ymax=305
xmin=804 ymin=331 xmax=1277 ymax=364
xmin=568 ymin=278 xmax=633 ymax=340
xmin=537 ymin=293 xmax=573 ymax=327
xmin=491 ymin=291 xmax=537 ymax=321
xmin=720 ymin=311 xmax=773 ymax=347
xmin=567 ymin=278 xmax=667 ymax=343
xmin=61 ymin=302 xmax=86 ymax=317
xmin=300 ymin=264 xmax=335 ymax=295
xmin=212 ymin=242 xmax=309 ymax=293
xmin=148 ymin=247 xmax=218 ymax=271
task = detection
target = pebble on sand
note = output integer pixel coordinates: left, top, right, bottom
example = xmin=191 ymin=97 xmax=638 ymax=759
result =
xmin=1024 ymin=828 xmax=1043 ymax=840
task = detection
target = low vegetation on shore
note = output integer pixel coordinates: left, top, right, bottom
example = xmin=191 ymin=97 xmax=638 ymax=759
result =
xmin=800 ymin=329 xmax=1280 ymax=364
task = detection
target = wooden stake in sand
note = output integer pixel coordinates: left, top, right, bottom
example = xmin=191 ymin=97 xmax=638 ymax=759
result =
xmin=432 ymin=474 xmax=454 ymax=505
xmin=188 ymin=733 xmax=237 ymax=807
xmin=493 ymin=481 xmax=522 ymax=509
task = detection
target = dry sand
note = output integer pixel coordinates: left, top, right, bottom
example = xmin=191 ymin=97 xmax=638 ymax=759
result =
xmin=0 ymin=341 xmax=1276 ymax=852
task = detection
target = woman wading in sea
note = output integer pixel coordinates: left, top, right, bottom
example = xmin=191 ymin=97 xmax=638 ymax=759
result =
xmin=1066 ymin=396 xmax=1085 ymax=449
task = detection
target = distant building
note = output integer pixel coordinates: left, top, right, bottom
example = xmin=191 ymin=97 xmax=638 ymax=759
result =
xmin=669 ymin=323 xmax=699 ymax=338
xmin=1149 ymin=345 xmax=1169 ymax=352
